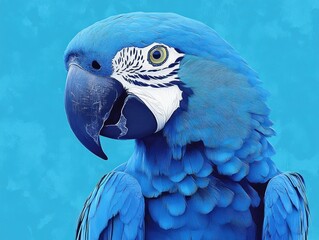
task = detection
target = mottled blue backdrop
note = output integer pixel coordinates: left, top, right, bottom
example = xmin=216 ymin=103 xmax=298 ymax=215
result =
xmin=0 ymin=0 xmax=318 ymax=239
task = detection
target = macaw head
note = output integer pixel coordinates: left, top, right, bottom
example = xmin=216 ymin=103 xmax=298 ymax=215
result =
xmin=64 ymin=12 xmax=271 ymax=160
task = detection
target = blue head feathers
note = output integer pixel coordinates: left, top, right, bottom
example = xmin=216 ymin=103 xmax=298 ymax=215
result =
xmin=65 ymin=12 xmax=251 ymax=77
xmin=64 ymin=12 xmax=275 ymax=181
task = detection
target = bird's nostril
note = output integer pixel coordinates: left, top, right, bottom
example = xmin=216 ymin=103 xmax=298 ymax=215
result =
xmin=92 ymin=60 xmax=101 ymax=70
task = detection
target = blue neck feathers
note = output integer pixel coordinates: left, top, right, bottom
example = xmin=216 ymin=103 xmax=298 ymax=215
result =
xmin=125 ymin=125 xmax=278 ymax=198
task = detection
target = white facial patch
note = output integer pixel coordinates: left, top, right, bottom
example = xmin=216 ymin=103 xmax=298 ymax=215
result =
xmin=111 ymin=43 xmax=184 ymax=132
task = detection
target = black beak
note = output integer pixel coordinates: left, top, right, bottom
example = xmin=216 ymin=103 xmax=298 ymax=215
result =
xmin=65 ymin=64 xmax=124 ymax=160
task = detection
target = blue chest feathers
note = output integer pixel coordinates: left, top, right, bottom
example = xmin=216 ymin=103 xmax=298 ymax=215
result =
xmin=124 ymin=136 xmax=270 ymax=240
xmin=143 ymin=177 xmax=261 ymax=240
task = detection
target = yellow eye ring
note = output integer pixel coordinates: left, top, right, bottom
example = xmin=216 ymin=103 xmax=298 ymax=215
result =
xmin=148 ymin=45 xmax=168 ymax=66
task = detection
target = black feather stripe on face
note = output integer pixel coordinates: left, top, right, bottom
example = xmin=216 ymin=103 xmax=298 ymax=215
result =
xmin=111 ymin=43 xmax=184 ymax=88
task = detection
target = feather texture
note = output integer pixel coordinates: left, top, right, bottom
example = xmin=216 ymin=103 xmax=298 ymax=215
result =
xmin=76 ymin=172 xmax=145 ymax=240
xmin=68 ymin=12 xmax=309 ymax=240
xmin=263 ymin=173 xmax=310 ymax=240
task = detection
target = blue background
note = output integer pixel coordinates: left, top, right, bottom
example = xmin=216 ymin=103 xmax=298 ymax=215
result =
xmin=1 ymin=0 xmax=318 ymax=239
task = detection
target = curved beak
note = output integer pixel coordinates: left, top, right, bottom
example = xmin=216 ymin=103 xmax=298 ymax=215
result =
xmin=65 ymin=64 xmax=124 ymax=160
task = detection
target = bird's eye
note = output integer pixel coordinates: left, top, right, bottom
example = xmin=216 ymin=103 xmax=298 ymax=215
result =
xmin=148 ymin=45 xmax=168 ymax=66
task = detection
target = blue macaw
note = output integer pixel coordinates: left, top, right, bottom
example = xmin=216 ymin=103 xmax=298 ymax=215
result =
xmin=64 ymin=12 xmax=309 ymax=240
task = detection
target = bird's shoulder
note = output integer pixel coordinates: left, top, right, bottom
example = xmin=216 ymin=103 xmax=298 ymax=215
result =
xmin=76 ymin=170 xmax=145 ymax=240
xmin=263 ymin=172 xmax=310 ymax=240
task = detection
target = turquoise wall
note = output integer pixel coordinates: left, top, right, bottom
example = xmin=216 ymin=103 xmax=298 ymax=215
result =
xmin=1 ymin=0 xmax=318 ymax=239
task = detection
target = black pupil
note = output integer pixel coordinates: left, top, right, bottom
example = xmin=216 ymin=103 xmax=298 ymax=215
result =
xmin=92 ymin=60 xmax=101 ymax=70
xmin=152 ymin=50 xmax=161 ymax=60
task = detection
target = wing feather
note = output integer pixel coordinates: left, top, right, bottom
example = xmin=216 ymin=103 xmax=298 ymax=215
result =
xmin=76 ymin=172 xmax=145 ymax=240
xmin=263 ymin=172 xmax=309 ymax=240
